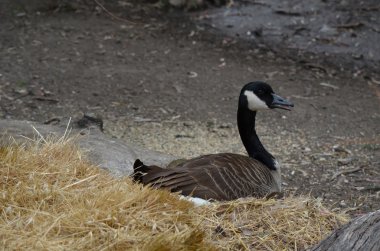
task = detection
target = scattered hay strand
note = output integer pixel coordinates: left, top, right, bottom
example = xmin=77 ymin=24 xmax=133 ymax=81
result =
xmin=0 ymin=137 xmax=348 ymax=250
xmin=198 ymin=197 xmax=347 ymax=250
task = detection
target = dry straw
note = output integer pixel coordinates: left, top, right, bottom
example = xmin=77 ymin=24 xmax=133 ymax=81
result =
xmin=0 ymin=136 xmax=348 ymax=250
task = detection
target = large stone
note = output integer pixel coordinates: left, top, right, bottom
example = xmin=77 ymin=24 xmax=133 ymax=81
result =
xmin=0 ymin=119 xmax=176 ymax=177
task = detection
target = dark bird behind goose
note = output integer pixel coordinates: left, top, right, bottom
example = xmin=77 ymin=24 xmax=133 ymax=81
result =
xmin=132 ymin=81 xmax=294 ymax=201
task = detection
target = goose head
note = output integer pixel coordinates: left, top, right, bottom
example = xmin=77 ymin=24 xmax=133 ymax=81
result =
xmin=237 ymin=81 xmax=294 ymax=172
xmin=240 ymin=81 xmax=294 ymax=111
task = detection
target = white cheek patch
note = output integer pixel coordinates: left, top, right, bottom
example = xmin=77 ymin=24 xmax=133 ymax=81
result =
xmin=244 ymin=90 xmax=269 ymax=111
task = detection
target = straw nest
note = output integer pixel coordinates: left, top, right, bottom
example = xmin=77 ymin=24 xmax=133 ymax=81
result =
xmin=0 ymin=137 xmax=348 ymax=250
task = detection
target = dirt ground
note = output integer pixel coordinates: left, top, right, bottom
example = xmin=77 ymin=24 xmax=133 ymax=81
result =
xmin=0 ymin=1 xmax=379 ymax=217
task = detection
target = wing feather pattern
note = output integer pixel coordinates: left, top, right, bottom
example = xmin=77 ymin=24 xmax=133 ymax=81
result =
xmin=133 ymin=153 xmax=279 ymax=200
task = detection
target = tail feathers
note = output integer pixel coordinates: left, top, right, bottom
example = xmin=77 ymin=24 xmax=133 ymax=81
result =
xmin=132 ymin=159 xmax=165 ymax=184
xmin=133 ymin=159 xmax=144 ymax=171
xmin=132 ymin=159 xmax=147 ymax=183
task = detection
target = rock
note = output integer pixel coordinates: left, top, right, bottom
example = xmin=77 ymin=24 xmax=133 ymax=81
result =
xmin=75 ymin=113 xmax=104 ymax=132
xmin=0 ymin=119 xmax=176 ymax=177
xmin=337 ymin=157 xmax=354 ymax=166
xmin=333 ymin=145 xmax=352 ymax=155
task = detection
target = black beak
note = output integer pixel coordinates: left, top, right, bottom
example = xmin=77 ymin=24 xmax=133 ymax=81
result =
xmin=270 ymin=94 xmax=294 ymax=111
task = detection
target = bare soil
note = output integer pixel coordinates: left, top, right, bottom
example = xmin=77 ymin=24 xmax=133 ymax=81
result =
xmin=0 ymin=1 xmax=379 ymax=217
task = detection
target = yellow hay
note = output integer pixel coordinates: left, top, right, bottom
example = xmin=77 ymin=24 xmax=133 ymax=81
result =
xmin=0 ymin=138 xmax=348 ymax=250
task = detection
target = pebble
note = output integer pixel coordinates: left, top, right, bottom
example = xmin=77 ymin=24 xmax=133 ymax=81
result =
xmin=333 ymin=145 xmax=352 ymax=154
xmin=337 ymin=157 xmax=353 ymax=166
xmin=304 ymin=147 xmax=311 ymax=152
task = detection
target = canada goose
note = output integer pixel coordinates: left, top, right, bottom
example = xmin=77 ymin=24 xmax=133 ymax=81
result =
xmin=132 ymin=81 xmax=294 ymax=201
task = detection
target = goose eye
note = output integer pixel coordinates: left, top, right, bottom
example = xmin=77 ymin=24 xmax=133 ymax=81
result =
xmin=256 ymin=90 xmax=264 ymax=95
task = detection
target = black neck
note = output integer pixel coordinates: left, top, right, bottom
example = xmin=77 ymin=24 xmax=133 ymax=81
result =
xmin=237 ymin=107 xmax=277 ymax=170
